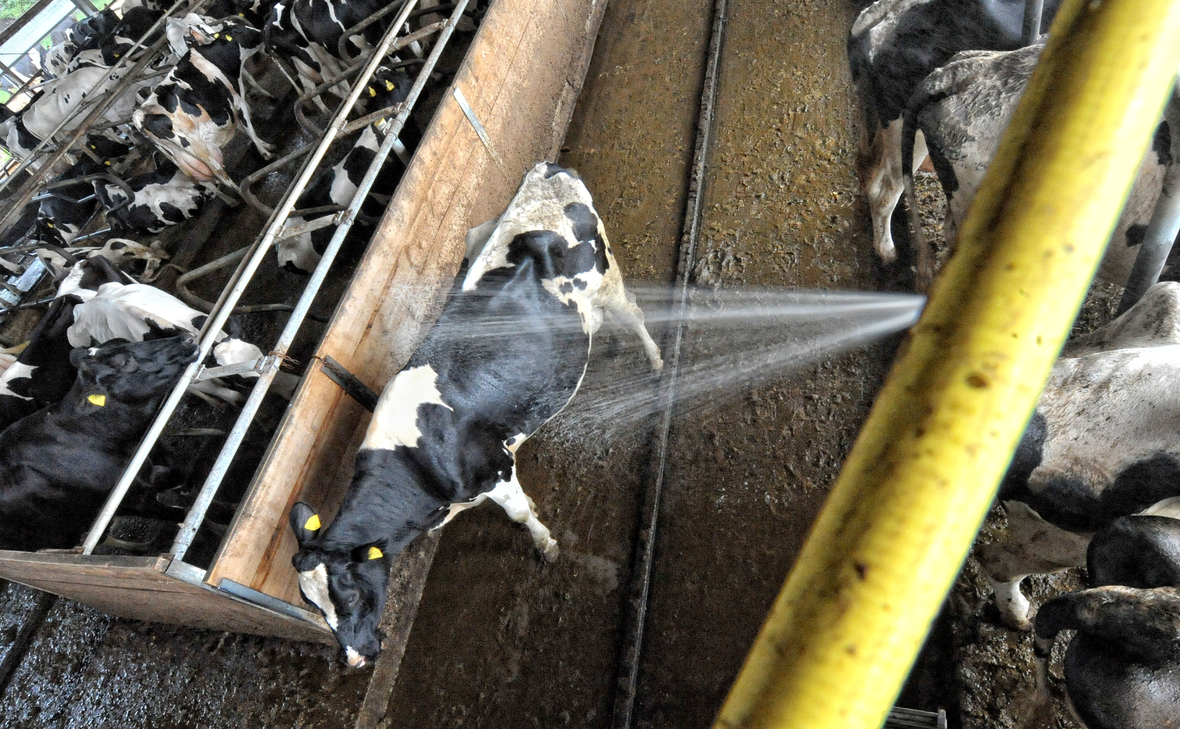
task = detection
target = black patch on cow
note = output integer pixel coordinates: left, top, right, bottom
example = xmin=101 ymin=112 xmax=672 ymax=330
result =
xmin=573 ymin=278 xmax=587 ymax=290
xmin=1126 ymin=224 xmax=1147 ymax=249
xmin=1088 ymin=516 xmax=1180 ymax=589
xmin=140 ymin=113 xmax=175 ymax=140
xmin=542 ymin=163 xmax=565 ymax=179
xmin=563 ymin=202 xmax=598 ymax=245
xmin=1153 ymin=120 xmax=1172 ymax=167
xmin=1006 ymin=451 xmax=1180 ymax=532
xmin=559 ymin=281 xmax=573 ymax=295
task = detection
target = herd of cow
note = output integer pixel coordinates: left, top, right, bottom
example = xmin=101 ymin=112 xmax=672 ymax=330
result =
xmin=0 ymin=0 xmax=455 ymax=555
xmin=0 ymin=0 xmax=1176 ymax=724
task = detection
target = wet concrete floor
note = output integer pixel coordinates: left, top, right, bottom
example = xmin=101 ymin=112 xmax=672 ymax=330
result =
xmin=1 ymin=0 xmax=980 ymax=726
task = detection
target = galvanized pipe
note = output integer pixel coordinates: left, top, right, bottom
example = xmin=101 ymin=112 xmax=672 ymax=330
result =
xmin=169 ymin=0 xmax=471 ymax=562
xmin=1118 ymin=86 xmax=1180 ymax=314
xmin=712 ymin=0 xmax=1180 ymax=727
xmin=81 ymin=0 xmax=429 ymax=555
xmin=1023 ymin=0 xmax=1046 ymax=44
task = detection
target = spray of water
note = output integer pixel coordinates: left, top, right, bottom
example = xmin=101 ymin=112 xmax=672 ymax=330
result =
xmin=554 ymin=285 xmax=925 ymax=439
xmin=414 ymin=280 xmax=925 ymax=442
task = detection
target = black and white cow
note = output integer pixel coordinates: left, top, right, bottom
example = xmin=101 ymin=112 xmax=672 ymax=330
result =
xmin=133 ymin=17 xmax=274 ymax=186
xmin=848 ymin=0 xmax=1063 ymax=267
xmin=0 ymin=335 xmax=198 ymax=552
xmin=263 ymin=0 xmax=388 ymax=102
xmin=288 ymin=163 xmax=664 ymax=666
xmin=42 ymin=10 xmax=119 ymax=79
xmin=93 ymin=158 xmax=208 ymax=234
xmin=899 ymin=42 xmax=1180 ymax=289
xmin=979 ymin=281 xmax=1180 ymax=630
xmin=277 ymin=67 xmax=418 ymax=273
xmin=0 ymin=257 xmax=125 ymax=432
xmin=1031 ymin=515 xmax=1180 ymax=729
xmin=69 ymin=281 xmax=281 ymax=406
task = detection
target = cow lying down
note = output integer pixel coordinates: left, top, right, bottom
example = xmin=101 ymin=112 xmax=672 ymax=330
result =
xmin=288 ymin=163 xmax=664 ymax=666
xmin=1031 ymin=515 xmax=1180 ymax=729
xmin=0 ymin=335 xmax=198 ymax=551
xmin=979 ymin=281 xmax=1180 ymax=630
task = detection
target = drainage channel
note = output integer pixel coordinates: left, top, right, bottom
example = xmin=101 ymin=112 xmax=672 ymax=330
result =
xmin=609 ymin=0 xmax=731 ymax=726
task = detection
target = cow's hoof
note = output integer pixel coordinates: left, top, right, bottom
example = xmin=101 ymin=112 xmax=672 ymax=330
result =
xmin=1001 ymin=613 xmax=1033 ymax=632
xmin=540 ymin=540 xmax=560 ymax=563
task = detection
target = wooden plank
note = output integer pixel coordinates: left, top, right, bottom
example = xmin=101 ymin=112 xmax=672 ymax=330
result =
xmin=206 ymin=0 xmax=609 ymax=606
xmin=0 ymin=552 xmax=332 ymax=644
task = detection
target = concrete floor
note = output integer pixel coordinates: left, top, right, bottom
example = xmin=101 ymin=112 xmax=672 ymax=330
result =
xmin=0 ymin=1 xmax=955 ymax=727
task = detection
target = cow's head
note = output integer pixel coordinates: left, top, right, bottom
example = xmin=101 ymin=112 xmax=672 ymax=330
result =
xmin=69 ymin=335 xmax=197 ymax=404
xmin=289 ymin=501 xmax=390 ymax=667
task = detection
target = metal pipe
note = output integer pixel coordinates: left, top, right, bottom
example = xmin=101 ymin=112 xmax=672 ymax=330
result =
xmin=1023 ymin=0 xmax=1046 ymax=44
xmin=1118 ymin=86 xmax=1180 ymax=313
xmin=81 ymin=0 xmax=428 ymax=555
xmin=169 ymin=0 xmax=472 ymax=563
xmin=711 ymin=1 xmax=1180 ymax=728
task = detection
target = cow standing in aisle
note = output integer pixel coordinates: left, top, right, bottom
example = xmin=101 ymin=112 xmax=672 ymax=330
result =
xmin=288 ymin=163 xmax=664 ymax=666
xmin=899 ymin=42 xmax=1180 ymax=288
xmin=848 ymin=0 xmax=1062 ymax=267
xmin=980 ymin=282 xmax=1180 ymax=630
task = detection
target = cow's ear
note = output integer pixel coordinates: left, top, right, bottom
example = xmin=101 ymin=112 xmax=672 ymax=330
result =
xmin=350 ymin=543 xmax=387 ymax=563
xmin=290 ymin=501 xmax=322 ymax=546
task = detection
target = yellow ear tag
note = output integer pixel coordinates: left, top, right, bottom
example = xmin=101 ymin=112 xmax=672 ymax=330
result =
xmin=368 ymin=87 xmax=376 ymax=97
xmin=385 ymin=80 xmax=394 ymax=91
xmin=304 ymin=514 xmax=321 ymax=531
xmin=104 ymin=160 xmax=111 ymax=165
xmin=46 ymin=222 xmax=54 ymax=228
xmin=367 ymin=546 xmax=384 ymax=560
xmin=87 ymin=394 xmax=106 ymax=407
xmin=225 ymin=35 xmax=232 ymax=41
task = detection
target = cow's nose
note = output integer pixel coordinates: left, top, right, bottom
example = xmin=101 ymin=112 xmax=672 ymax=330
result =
xmin=345 ymin=647 xmax=366 ymax=668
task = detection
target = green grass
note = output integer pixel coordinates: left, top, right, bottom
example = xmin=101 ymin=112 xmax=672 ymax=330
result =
xmin=0 ymin=0 xmax=39 ymax=21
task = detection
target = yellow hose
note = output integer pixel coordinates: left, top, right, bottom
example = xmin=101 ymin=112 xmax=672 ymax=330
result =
xmin=713 ymin=1 xmax=1180 ymax=727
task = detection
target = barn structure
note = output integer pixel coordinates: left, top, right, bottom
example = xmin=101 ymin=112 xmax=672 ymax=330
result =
xmin=0 ymin=0 xmax=1174 ymax=727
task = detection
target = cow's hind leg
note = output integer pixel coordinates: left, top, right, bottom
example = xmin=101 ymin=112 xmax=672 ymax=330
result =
xmin=596 ymin=249 xmax=663 ymax=371
xmin=977 ymin=500 xmax=1091 ymax=630
xmin=486 ymin=469 xmax=559 ymax=562
xmin=864 ymin=119 xmax=928 ymax=265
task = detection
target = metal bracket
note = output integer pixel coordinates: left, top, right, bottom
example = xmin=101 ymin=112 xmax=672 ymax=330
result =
xmin=453 ymin=87 xmax=502 ymax=164
xmin=321 ymin=355 xmax=379 ymax=412
xmin=192 ymin=354 xmax=280 ymax=382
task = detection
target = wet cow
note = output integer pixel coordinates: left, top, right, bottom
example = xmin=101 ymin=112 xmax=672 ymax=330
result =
xmin=848 ymin=0 xmax=1061 ymax=267
xmin=1032 ymin=515 xmax=1180 ymax=729
xmin=900 ymin=43 xmax=1180 ymax=288
xmin=980 ymin=282 xmax=1180 ymax=630
xmin=288 ymin=163 xmax=664 ymax=666
xmin=0 ymin=336 xmax=198 ymax=552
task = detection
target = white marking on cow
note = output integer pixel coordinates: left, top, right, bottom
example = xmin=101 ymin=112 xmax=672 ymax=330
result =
xmin=0 ymin=363 xmax=36 ymax=400
xmin=345 ymin=646 xmax=365 ymax=668
xmin=297 ymin=563 xmax=338 ymax=630
xmin=68 ymin=282 xmax=202 ymax=347
xmin=1140 ymin=497 xmax=1180 ymax=520
xmin=361 ymin=365 xmax=453 ymax=452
